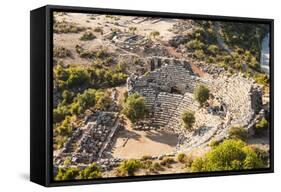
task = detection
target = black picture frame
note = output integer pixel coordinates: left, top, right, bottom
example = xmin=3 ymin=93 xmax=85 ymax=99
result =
xmin=30 ymin=4 xmax=274 ymax=187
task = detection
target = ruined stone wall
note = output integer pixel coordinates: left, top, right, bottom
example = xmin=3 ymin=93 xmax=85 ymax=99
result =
xmin=128 ymin=57 xmax=203 ymax=95
xmin=54 ymin=111 xmax=119 ymax=166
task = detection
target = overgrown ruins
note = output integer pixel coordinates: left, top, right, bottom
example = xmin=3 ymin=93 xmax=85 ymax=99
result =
xmin=54 ymin=56 xmax=263 ymax=172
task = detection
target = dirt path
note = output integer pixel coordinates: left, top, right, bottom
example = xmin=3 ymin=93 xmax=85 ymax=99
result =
xmin=115 ymin=85 xmax=128 ymax=106
xmin=190 ymin=63 xmax=207 ymax=77
xmin=111 ymin=118 xmax=178 ymax=159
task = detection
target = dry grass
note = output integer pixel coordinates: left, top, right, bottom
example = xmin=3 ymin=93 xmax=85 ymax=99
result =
xmin=54 ymin=21 xmax=86 ymax=33
xmin=54 ymin=46 xmax=72 ymax=58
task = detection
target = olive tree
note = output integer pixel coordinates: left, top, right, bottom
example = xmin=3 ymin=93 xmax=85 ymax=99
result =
xmin=122 ymin=93 xmax=148 ymax=123
xmin=181 ymin=110 xmax=195 ymax=131
xmin=194 ymin=84 xmax=210 ymax=106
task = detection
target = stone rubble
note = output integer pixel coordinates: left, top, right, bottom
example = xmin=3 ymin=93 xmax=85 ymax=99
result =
xmin=54 ymin=55 xmax=265 ymax=170
xmin=54 ymin=111 xmax=120 ymax=166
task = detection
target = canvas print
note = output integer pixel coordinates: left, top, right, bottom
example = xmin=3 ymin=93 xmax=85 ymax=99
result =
xmin=52 ymin=11 xmax=271 ymax=181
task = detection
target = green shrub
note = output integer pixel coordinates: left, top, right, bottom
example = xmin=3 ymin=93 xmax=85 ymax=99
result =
xmin=208 ymin=139 xmax=220 ymax=148
xmin=253 ymin=73 xmax=268 ymax=86
xmin=122 ymin=93 xmax=148 ymax=123
xmin=149 ymin=31 xmax=160 ymax=39
xmin=177 ymin=153 xmax=186 ymax=163
xmin=115 ymin=60 xmax=127 ymax=73
xmin=181 ymin=110 xmax=195 ymax=131
xmin=229 ymin=126 xmax=248 ymax=141
xmin=207 ymin=56 xmax=216 ymax=63
xmin=117 ymin=160 xmax=141 ymax=176
xmin=75 ymin=45 xmax=109 ymax=59
xmin=63 ymin=157 xmax=72 ymax=167
xmin=193 ymin=50 xmax=205 ymax=59
xmin=55 ymin=135 xmax=68 ymax=149
xmin=244 ymin=50 xmax=258 ymax=69
xmin=194 ymin=84 xmax=210 ymax=106
xmin=186 ymin=39 xmax=204 ymax=50
xmin=187 ymin=21 xmax=268 ymax=74
xmin=56 ymin=116 xmax=74 ymax=137
xmin=141 ymin=160 xmax=164 ymax=172
xmin=80 ymin=31 xmax=96 ymax=41
xmin=53 ymin=65 xmax=91 ymax=91
xmin=104 ymin=70 xmax=128 ymax=86
xmin=55 ymin=167 xmax=80 ymax=181
xmin=129 ymin=26 xmax=137 ymax=34
xmin=207 ymin=44 xmax=219 ymax=55
xmin=95 ymin=92 xmax=113 ymax=111
xmin=222 ymin=55 xmax=233 ymax=65
xmin=255 ymin=118 xmax=269 ymax=136
xmin=191 ymin=157 xmax=205 ymax=171
xmin=141 ymin=160 xmax=153 ymax=170
xmin=54 ymin=46 xmax=71 ymax=58
xmin=54 ymin=57 xmax=127 ymax=91
xmin=123 ymin=91 xmax=128 ymax=102
xmin=151 ymin=162 xmax=163 ymax=171
xmin=70 ymin=89 xmax=97 ymax=115
xmin=53 ymin=104 xmax=70 ymax=124
xmin=160 ymin=157 xmax=175 ymax=167
xmin=191 ymin=139 xmax=265 ymax=172
xmin=184 ymin=155 xmax=194 ymax=167
xmin=67 ymin=68 xmax=90 ymax=89
xmin=62 ymin=90 xmax=74 ymax=105
xmin=53 ymin=21 xmax=86 ymax=33
xmin=78 ymin=163 xmax=102 ymax=179
xmin=93 ymin=27 xmax=103 ymax=34
xmin=96 ymin=47 xmax=108 ymax=58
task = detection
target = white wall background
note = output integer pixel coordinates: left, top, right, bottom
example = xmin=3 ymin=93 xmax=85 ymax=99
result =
xmin=0 ymin=0 xmax=279 ymax=191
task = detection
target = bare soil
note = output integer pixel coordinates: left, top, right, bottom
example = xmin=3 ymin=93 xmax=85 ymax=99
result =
xmin=111 ymin=120 xmax=178 ymax=159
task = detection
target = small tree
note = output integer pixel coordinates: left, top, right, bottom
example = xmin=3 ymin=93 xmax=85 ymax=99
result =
xmin=129 ymin=26 xmax=137 ymax=34
xmin=117 ymin=159 xmax=141 ymax=176
xmin=255 ymin=118 xmax=269 ymax=136
xmin=149 ymin=31 xmax=160 ymax=39
xmin=62 ymin=90 xmax=74 ymax=104
xmin=71 ymin=88 xmax=97 ymax=114
xmin=80 ymin=31 xmax=96 ymax=41
xmin=122 ymin=93 xmax=148 ymax=123
xmin=177 ymin=153 xmax=187 ymax=163
xmin=194 ymin=84 xmax=210 ymax=106
xmin=55 ymin=167 xmax=80 ymax=181
xmin=207 ymin=44 xmax=219 ymax=55
xmin=78 ymin=163 xmax=102 ymax=179
xmin=95 ymin=93 xmax=113 ymax=111
xmin=181 ymin=110 xmax=195 ymax=131
xmin=191 ymin=139 xmax=266 ymax=172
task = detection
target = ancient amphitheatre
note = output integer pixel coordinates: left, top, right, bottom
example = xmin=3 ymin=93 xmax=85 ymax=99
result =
xmin=52 ymin=12 xmax=270 ymax=180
